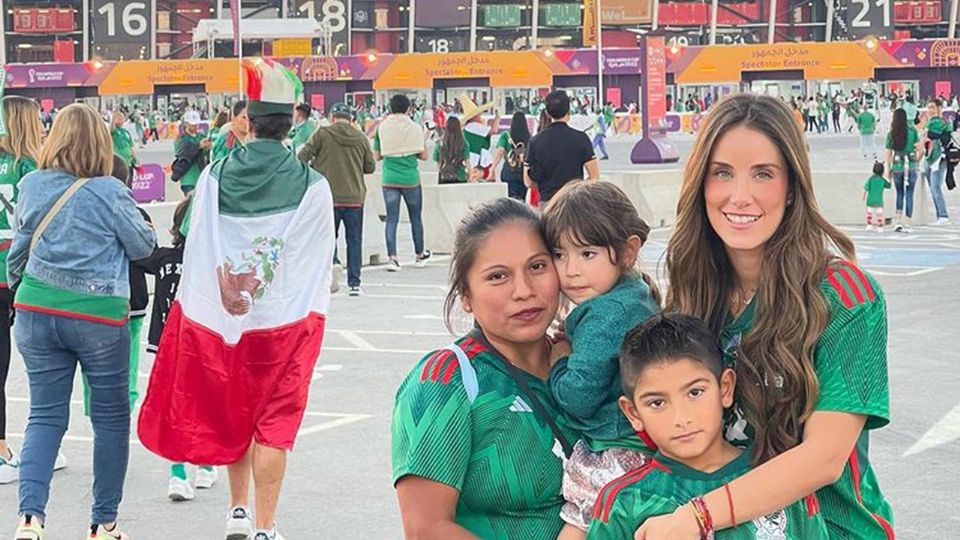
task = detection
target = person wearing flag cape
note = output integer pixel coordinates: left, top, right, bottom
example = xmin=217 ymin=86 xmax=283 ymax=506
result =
xmin=138 ymin=59 xmax=334 ymax=540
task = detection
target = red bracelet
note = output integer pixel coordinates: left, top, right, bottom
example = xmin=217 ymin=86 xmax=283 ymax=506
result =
xmin=724 ymin=483 xmax=737 ymax=525
xmin=691 ymin=496 xmax=715 ymax=540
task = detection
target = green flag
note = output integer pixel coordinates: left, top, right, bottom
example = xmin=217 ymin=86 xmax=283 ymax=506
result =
xmin=0 ymin=69 xmax=6 ymax=138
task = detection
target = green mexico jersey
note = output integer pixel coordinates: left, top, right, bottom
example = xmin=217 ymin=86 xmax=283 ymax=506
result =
xmin=720 ymin=260 xmax=894 ymax=539
xmin=0 ymin=153 xmax=36 ymax=287
xmin=392 ymin=334 xmax=579 ymax=539
xmin=587 ymin=452 xmax=829 ymax=539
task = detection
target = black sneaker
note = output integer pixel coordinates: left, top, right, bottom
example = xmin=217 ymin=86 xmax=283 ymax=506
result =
xmin=414 ymin=250 xmax=432 ymax=268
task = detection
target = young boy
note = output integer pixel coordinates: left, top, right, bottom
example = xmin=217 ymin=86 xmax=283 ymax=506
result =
xmin=863 ymin=162 xmax=891 ymax=233
xmin=586 ymin=313 xmax=829 ymax=539
xmin=134 ymin=195 xmax=219 ymax=502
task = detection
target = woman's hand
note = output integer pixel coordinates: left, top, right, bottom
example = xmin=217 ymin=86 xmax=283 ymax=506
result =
xmin=635 ymin=504 xmax=701 ymax=540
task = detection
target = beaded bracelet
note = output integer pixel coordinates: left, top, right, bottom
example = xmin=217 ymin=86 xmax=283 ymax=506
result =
xmin=691 ymin=496 xmax=716 ymax=540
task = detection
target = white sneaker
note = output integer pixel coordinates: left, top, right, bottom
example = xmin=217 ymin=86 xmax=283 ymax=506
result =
xmin=225 ymin=506 xmax=254 ymax=540
xmin=53 ymin=452 xmax=66 ymax=471
xmin=0 ymin=448 xmax=20 ymax=484
xmin=253 ymin=527 xmax=286 ymax=540
xmin=864 ymin=224 xmax=873 ymax=231
xmin=875 ymin=226 xmax=884 ymax=233
xmin=167 ymin=476 xmax=195 ymax=502
xmin=933 ymin=217 xmax=951 ymax=226
xmin=902 ymin=223 xmax=913 ymax=233
xmin=195 ymin=466 xmax=218 ymax=489
xmin=348 ymin=286 xmax=363 ymax=297
xmin=414 ymin=250 xmax=432 ymax=268
xmin=386 ymin=258 xmax=401 ymax=272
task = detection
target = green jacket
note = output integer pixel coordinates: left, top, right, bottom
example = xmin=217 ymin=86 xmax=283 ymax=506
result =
xmin=211 ymin=129 xmax=244 ymax=163
xmin=298 ymin=121 xmax=375 ymax=206
xmin=549 ymin=275 xmax=660 ymax=451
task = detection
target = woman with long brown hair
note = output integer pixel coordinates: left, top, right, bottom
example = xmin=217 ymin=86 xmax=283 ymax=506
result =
xmin=0 ymin=96 xmax=43 ymax=486
xmin=638 ymin=94 xmax=893 ymax=539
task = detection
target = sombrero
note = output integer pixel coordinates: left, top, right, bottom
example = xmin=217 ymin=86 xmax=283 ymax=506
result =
xmin=458 ymin=94 xmax=494 ymax=122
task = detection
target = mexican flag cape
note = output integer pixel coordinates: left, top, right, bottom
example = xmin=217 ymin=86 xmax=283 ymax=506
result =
xmin=463 ymin=121 xmax=493 ymax=169
xmin=138 ymin=141 xmax=334 ymax=465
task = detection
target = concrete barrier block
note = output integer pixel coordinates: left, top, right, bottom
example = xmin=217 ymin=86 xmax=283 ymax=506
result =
xmin=421 ymin=183 xmax=508 ymax=253
xmin=600 ymin=170 xmax=684 ymax=228
xmin=812 ymin=171 xmax=932 ymax=225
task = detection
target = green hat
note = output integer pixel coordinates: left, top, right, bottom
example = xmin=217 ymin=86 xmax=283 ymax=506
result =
xmin=330 ymin=103 xmax=353 ymax=119
xmin=242 ymin=58 xmax=304 ymax=117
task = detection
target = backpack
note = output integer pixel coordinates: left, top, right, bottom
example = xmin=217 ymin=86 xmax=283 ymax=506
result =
xmin=506 ymin=137 xmax=526 ymax=173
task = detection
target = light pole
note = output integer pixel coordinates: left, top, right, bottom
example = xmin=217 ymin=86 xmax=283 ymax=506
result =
xmin=767 ymin=0 xmax=777 ymax=43
xmin=950 ymin=0 xmax=959 ymax=39
xmin=825 ymin=0 xmax=835 ymax=42
xmin=709 ymin=0 xmax=718 ymax=45
xmin=597 ymin=0 xmax=603 ymax=110
xmin=531 ymin=0 xmax=540 ymax=49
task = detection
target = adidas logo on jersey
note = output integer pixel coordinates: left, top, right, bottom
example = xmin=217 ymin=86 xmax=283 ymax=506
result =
xmin=509 ymin=396 xmax=533 ymax=413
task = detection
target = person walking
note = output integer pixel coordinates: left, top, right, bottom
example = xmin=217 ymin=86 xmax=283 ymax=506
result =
xmin=857 ymin=106 xmax=878 ymax=160
xmin=884 ymin=108 xmax=922 ymax=232
xmin=805 ymin=96 xmax=818 ymax=133
xmin=299 ymin=103 xmax=376 ymax=296
xmin=289 ymin=103 xmax=317 ymax=155
xmin=139 ymin=60 xmax=335 ymax=540
xmin=924 ymin=98 xmax=952 ymax=225
xmin=372 ymin=94 xmax=431 ymax=272
xmin=459 ymin=95 xmax=497 ymax=180
xmin=524 ymin=91 xmax=599 ymax=205
xmin=433 ymin=117 xmax=472 ymax=184
xmin=171 ymin=111 xmax=210 ymax=196
xmin=831 ymin=95 xmax=842 ymax=133
xmin=110 ymin=111 xmax=138 ymax=169
xmin=491 ymin=111 xmax=531 ymax=201
xmin=211 ymin=101 xmax=248 ymax=163
xmin=9 ymin=103 xmax=156 ymax=540
xmin=0 ymin=96 xmax=52 ymax=486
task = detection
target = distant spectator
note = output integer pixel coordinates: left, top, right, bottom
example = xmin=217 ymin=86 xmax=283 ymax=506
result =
xmin=524 ymin=91 xmax=598 ymax=204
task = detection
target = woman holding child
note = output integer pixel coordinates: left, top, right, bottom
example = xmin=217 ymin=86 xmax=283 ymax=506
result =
xmin=637 ymin=94 xmax=893 ymax=538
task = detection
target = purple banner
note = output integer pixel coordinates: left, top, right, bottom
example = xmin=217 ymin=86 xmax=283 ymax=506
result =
xmin=132 ymin=164 xmax=166 ymax=203
xmin=2 ymin=63 xmax=93 ymax=88
xmin=558 ymin=49 xmax=643 ymax=76
xmin=415 ymin=0 xmax=471 ymax=27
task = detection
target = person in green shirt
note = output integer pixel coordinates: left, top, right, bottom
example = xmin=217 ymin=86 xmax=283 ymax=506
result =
xmin=173 ymin=111 xmax=211 ymax=196
xmin=147 ymin=110 xmax=159 ymax=142
xmin=587 ymin=313 xmax=829 ymax=539
xmin=884 ymin=108 xmax=921 ymax=232
xmin=392 ymin=198 xmax=577 ymax=540
xmin=211 ymin=101 xmax=248 ymax=163
xmin=642 ymin=94 xmax=893 ymax=540
xmin=856 ymin=108 xmax=877 ymax=160
xmin=372 ymin=94 xmax=430 ymax=271
xmin=862 ymin=162 xmax=891 ymax=232
xmin=110 ymin=111 xmax=137 ymax=168
xmin=433 ymin=116 xmax=471 ymax=184
xmin=924 ymin=98 xmax=952 ymax=224
xmin=289 ymin=103 xmax=317 ymax=155
xmin=0 ymin=96 xmax=42 ymax=485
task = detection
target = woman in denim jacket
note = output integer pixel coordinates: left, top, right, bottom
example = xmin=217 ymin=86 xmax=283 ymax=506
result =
xmin=8 ymin=104 xmax=156 ymax=540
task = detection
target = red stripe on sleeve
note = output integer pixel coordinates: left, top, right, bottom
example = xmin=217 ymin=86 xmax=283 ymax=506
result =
xmin=430 ymin=351 xmax=454 ymax=382
xmin=826 ymin=269 xmax=854 ymax=308
xmin=848 ymin=450 xmax=864 ymax=504
xmin=420 ymin=351 xmax=441 ymax=382
xmin=835 ymin=267 xmax=866 ymax=305
xmin=440 ymin=358 xmax=460 ymax=384
xmin=841 ymin=261 xmax=876 ymax=301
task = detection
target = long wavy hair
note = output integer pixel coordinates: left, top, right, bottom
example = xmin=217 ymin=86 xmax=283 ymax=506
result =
xmin=888 ymin=108 xmax=908 ymax=153
xmin=0 ymin=96 xmax=42 ymax=165
xmin=439 ymin=116 xmax=466 ymax=179
xmin=665 ymin=94 xmax=856 ymax=464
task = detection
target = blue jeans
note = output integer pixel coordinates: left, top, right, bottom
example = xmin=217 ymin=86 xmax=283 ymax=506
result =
xmin=928 ymin=160 xmax=949 ymax=219
xmin=383 ymin=186 xmax=424 ymax=258
xmin=892 ymin=167 xmax=917 ymax=218
xmin=501 ymin=166 xmax=527 ymax=201
xmin=592 ymin=134 xmax=609 ymax=159
xmin=16 ymin=310 xmax=130 ymax=524
xmin=334 ymin=206 xmax=364 ymax=288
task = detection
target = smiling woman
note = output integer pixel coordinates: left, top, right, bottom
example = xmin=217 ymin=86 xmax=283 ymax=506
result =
xmin=392 ymin=198 xmax=578 ymax=540
xmin=636 ymin=94 xmax=895 ymax=540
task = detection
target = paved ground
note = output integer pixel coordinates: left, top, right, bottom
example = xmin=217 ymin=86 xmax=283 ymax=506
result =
xmin=1 ymin=133 xmax=959 ymax=538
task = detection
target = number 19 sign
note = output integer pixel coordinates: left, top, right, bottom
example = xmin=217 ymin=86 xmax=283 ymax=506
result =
xmin=92 ymin=0 xmax=152 ymax=45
